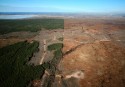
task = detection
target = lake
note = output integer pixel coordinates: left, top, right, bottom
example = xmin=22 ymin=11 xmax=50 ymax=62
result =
xmin=0 ymin=15 xmax=36 ymax=19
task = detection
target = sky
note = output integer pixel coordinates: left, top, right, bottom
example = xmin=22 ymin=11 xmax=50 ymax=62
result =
xmin=0 ymin=0 xmax=125 ymax=13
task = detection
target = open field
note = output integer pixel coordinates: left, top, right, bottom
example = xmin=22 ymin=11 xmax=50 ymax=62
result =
xmin=60 ymin=18 xmax=125 ymax=87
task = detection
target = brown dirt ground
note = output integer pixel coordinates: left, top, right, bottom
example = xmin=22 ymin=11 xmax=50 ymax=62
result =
xmin=0 ymin=38 xmax=25 ymax=48
xmin=60 ymin=18 xmax=125 ymax=87
xmin=61 ymin=41 xmax=125 ymax=87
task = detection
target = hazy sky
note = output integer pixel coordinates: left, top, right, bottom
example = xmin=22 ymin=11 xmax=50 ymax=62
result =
xmin=0 ymin=0 xmax=125 ymax=13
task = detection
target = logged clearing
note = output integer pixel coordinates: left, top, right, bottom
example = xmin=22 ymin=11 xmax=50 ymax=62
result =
xmin=59 ymin=18 xmax=125 ymax=87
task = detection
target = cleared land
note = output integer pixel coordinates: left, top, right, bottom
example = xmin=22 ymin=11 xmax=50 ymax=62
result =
xmin=59 ymin=18 xmax=125 ymax=87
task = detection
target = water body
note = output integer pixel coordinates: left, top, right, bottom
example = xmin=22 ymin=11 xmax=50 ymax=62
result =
xmin=0 ymin=12 xmax=64 ymax=19
xmin=0 ymin=15 xmax=36 ymax=19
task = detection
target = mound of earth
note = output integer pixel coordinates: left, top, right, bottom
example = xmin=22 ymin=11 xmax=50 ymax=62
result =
xmin=60 ymin=41 xmax=125 ymax=87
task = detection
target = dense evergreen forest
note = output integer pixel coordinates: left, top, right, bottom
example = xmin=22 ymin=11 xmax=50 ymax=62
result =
xmin=0 ymin=19 xmax=64 ymax=34
xmin=0 ymin=41 xmax=63 ymax=87
xmin=0 ymin=41 xmax=44 ymax=87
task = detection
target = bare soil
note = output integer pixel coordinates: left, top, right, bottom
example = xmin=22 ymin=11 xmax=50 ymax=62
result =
xmin=59 ymin=18 xmax=125 ymax=87
xmin=29 ymin=29 xmax=63 ymax=65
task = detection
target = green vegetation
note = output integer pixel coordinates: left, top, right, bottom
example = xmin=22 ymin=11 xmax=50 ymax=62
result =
xmin=0 ymin=41 xmax=45 ymax=87
xmin=47 ymin=43 xmax=63 ymax=69
xmin=58 ymin=37 xmax=63 ymax=41
xmin=0 ymin=41 xmax=63 ymax=87
xmin=50 ymin=43 xmax=63 ymax=66
xmin=45 ymin=43 xmax=63 ymax=86
xmin=48 ymin=43 xmax=63 ymax=51
xmin=0 ymin=19 xmax=64 ymax=34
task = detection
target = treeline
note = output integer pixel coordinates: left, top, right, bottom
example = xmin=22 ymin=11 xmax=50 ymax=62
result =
xmin=48 ymin=43 xmax=63 ymax=66
xmin=0 ymin=41 xmax=45 ymax=87
xmin=44 ymin=43 xmax=63 ymax=87
xmin=0 ymin=19 xmax=64 ymax=34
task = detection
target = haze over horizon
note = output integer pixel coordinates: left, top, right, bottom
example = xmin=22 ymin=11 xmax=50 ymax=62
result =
xmin=0 ymin=0 xmax=125 ymax=13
